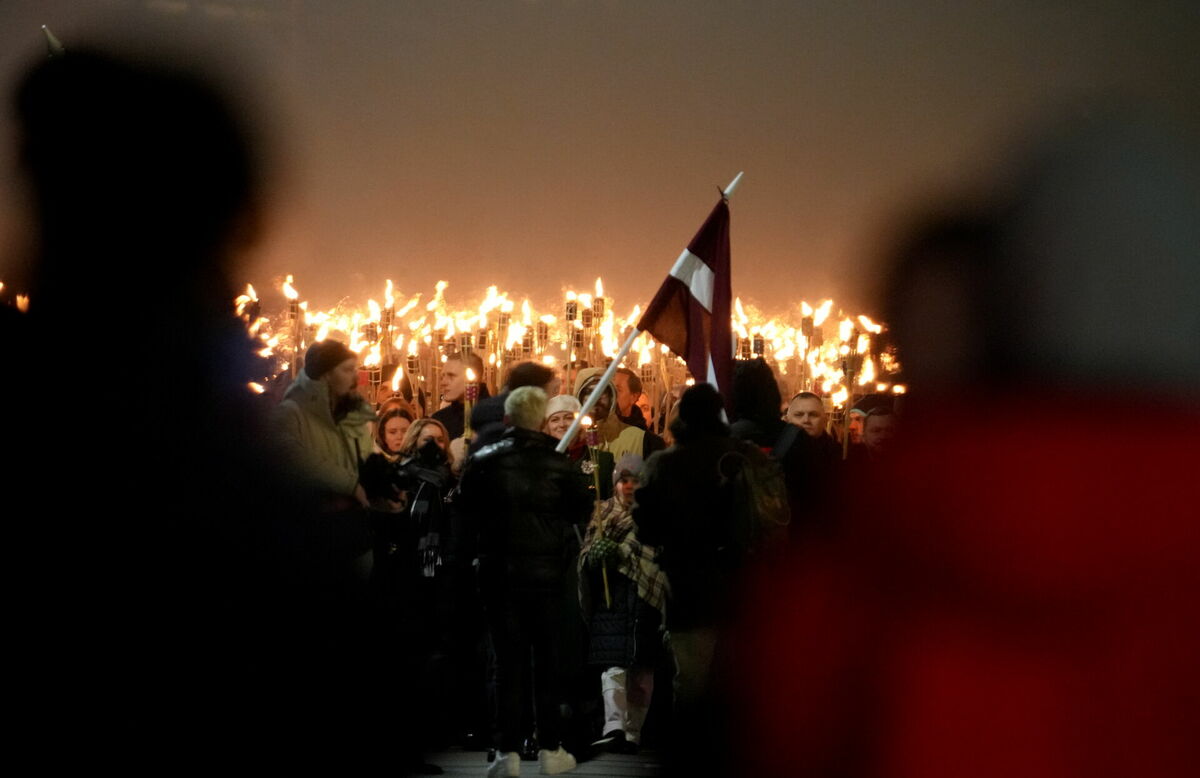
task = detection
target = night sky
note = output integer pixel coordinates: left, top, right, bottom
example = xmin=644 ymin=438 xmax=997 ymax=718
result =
xmin=2 ymin=0 xmax=1197 ymax=317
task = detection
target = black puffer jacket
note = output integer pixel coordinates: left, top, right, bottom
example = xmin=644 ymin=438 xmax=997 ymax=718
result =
xmin=458 ymin=426 xmax=593 ymax=589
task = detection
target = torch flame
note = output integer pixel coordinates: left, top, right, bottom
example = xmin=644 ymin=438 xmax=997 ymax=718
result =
xmin=392 ymin=364 xmax=404 ymax=392
xmin=384 ymin=279 xmax=395 ymax=309
xmin=465 ymin=367 xmax=477 ymax=382
xmin=595 ymin=277 xmax=604 ymax=298
xmin=282 ymin=274 xmax=299 ymax=300
xmin=247 ymin=382 xmax=265 ymax=394
xmin=813 ymin=299 xmax=832 ymax=327
xmin=857 ymin=314 xmax=883 ymax=334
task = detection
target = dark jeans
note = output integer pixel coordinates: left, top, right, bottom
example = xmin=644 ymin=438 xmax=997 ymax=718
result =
xmin=485 ymin=584 xmax=564 ymax=753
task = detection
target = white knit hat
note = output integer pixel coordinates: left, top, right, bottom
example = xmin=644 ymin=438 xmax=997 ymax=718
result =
xmin=544 ymin=394 xmax=582 ymax=419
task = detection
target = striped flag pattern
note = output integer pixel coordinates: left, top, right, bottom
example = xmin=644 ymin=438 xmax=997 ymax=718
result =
xmin=637 ymin=198 xmax=733 ymax=404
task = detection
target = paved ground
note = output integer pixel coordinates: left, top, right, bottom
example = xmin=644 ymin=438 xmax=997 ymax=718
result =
xmin=424 ymin=748 xmax=663 ymax=777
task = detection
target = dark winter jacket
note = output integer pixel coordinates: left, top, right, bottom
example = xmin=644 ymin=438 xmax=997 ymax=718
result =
xmin=458 ymin=426 xmax=593 ymax=589
xmin=634 ymin=432 xmax=743 ymax=630
xmin=432 ymin=383 xmax=492 ymax=441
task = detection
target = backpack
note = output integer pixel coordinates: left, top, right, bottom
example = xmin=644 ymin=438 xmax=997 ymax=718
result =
xmin=717 ymin=429 xmax=793 ymax=556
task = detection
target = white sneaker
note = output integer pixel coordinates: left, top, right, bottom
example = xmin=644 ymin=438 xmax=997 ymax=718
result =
xmin=487 ymin=750 xmax=520 ymax=777
xmin=538 ymin=746 xmax=577 ymax=775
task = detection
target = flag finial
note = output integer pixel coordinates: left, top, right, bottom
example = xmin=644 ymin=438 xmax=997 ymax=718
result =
xmin=721 ymin=171 xmax=744 ymax=200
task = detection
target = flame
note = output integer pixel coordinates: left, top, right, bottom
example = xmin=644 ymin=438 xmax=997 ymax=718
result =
xmin=893 ymin=384 xmax=907 ymax=395
xmin=16 ymin=295 xmax=30 ymax=313
xmin=247 ymin=382 xmax=265 ymax=394
xmin=876 ymin=382 xmax=889 ymax=392
xmin=813 ymin=299 xmax=832 ymax=327
xmin=831 ymin=386 xmax=849 ymax=408
xmin=363 ymin=344 xmax=382 ymax=367
xmin=397 ymin=294 xmax=420 ymax=317
xmin=465 ymin=367 xmax=477 ymax=383
xmin=858 ymin=355 xmax=876 ymax=385
xmin=236 ymin=275 xmax=899 ymax=410
xmin=857 ymin=314 xmax=882 ymax=334
xmin=580 ymin=415 xmax=593 ymax=427
xmin=426 ymin=280 xmax=448 ymax=311
xmin=507 ymin=323 xmax=527 ymax=350
xmin=391 ymin=364 xmax=404 ymax=392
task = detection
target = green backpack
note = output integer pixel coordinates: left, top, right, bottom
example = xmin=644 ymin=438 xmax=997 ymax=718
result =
xmin=717 ymin=432 xmax=793 ymax=556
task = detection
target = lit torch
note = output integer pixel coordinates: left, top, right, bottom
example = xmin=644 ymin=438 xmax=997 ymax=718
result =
xmin=463 ymin=367 xmax=479 ymax=441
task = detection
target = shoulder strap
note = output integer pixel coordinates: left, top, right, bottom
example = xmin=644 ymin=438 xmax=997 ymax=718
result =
xmin=770 ymin=423 xmax=800 ymax=461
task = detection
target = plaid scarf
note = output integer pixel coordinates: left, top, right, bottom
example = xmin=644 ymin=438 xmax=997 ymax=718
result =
xmin=579 ymin=496 xmax=670 ymax=614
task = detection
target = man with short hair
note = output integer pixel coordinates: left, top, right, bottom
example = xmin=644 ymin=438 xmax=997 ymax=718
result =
xmin=432 ymin=352 xmax=489 ymax=440
xmin=783 ymin=391 xmax=842 ymax=526
xmin=861 ymin=407 xmax=896 ymax=461
xmin=785 ymin=391 xmax=828 ymax=438
xmin=459 ymin=386 xmax=592 ymax=777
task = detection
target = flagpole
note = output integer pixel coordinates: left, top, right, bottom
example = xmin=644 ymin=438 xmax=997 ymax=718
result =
xmin=555 ymin=172 xmax=744 ymax=454
xmin=555 ymin=328 xmax=640 ymax=452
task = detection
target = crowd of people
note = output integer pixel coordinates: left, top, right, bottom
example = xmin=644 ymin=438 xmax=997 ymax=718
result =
xmin=265 ymin=331 xmax=897 ymax=776
xmin=5 ymin=36 xmax=1197 ymax=778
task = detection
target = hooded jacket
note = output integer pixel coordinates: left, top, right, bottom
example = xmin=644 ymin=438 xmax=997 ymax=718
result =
xmin=270 ymin=371 xmax=376 ymax=499
xmin=572 ymin=366 xmax=647 ymax=462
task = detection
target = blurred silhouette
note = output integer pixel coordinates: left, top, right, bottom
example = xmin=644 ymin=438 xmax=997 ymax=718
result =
xmin=739 ymin=112 xmax=1200 ymax=778
xmin=4 ymin=40 xmax=399 ymax=768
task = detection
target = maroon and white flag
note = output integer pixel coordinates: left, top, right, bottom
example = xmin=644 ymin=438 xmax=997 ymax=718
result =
xmin=637 ymin=198 xmax=733 ymax=405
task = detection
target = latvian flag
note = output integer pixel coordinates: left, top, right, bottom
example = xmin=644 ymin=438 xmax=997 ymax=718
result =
xmin=637 ymin=198 xmax=733 ymax=405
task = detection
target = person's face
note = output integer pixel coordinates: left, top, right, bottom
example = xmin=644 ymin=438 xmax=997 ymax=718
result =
xmin=616 ymin=474 xmax=638 ymax=506
xmin=325 ymin=357 xmax=359 ymax=399
xmin=441 ymin=360 xmax=465 ymax=402
xmin=786 ymin=397 xmax=827 ymax=438
xmin=546 ymin=410 xmax=575 ymax=440
xmin=613 ymin=373 xmax=635 ymax=415
xmin=383 ymin=415 xmax=411 ymax=453
xmin=635 ymin=393 xmax=653 ymax=425
xmin=589 ymin=388 xmax=612 ymax=422
xmin=862 ymin=415 xmax=895 ymax=456
xmin=417 ymin=424 xmax=447 ymax=452
xmin=848 ymin=414 xmax=864 ymax=444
